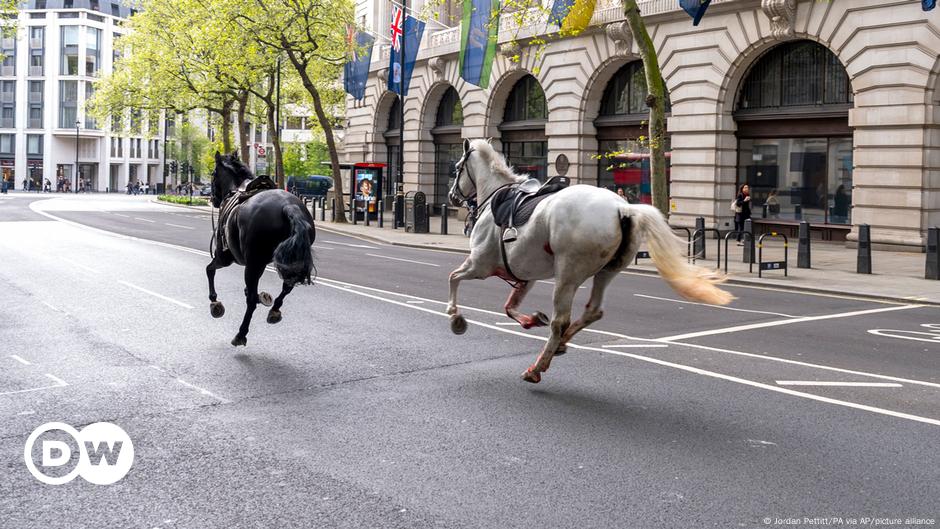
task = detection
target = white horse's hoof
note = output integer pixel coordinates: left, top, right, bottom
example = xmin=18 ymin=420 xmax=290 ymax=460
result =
xmin=521 ymin=369 xmax=541 ymax=384
xmin=555 ymin=345 xmax=567 ymax=356
xmin=450 ymin=314 xmax=468 ymax=335
xmin=259 ymin=292 xmax=273 ymax=307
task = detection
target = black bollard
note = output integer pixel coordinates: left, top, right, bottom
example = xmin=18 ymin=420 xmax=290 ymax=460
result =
xmin=743 ymin=218 xmax=754 ymax=264
xmin=441 ymin=204 xmax=448 ymax=235
xmin=797 ymin=221 xmax=811 ymax=269
xmin=857 ymin=224 xmax=872 ymax=274
xmin=926 ymin=226 xmax=938 ymax=280
xmin=794 ymin=204 xmax=802 ymax=221
xmin=320 ymin=197 xmax=326 ymax=222
xmin=330 ymin=198 xmax=336 ymax=222
xmin=694 ymin=216 xmax=705 ymax=259
xmin=762 ymin=204 xmax=768 ymax=219
xmin=364 ymin=203 xmax=371 ymax=226
xmin=351 ymin=195 xmax=357 ymax=225
xmin=378 ymin=200 xmax=384 ymax=228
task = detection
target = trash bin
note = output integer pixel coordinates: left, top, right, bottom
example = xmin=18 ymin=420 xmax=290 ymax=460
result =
xmin=404 ymin=191 xmax=428 ymax=233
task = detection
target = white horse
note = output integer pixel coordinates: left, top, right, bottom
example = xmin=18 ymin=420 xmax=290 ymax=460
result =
xmin=447 ymin=139 xmax=733 ymax=384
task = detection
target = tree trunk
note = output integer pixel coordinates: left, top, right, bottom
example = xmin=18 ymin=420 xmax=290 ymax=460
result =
xmin=236 ymin=91 xmax=250 ymax=162
xmin=220 ymin=97 xmax=234 ymax=153
xmin=265 ymin=101 xmax=284 ymax=186
xmin=283 ymin=48 xmax=347 ymax=223
xmin=623 ymin=0 xmax=669 ymax=216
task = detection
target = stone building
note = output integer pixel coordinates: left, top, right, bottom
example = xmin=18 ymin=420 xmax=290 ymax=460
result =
xmin=343 ymin=0 xmax=940 ymax=249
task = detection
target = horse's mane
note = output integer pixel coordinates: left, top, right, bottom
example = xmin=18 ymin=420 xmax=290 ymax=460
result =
xmin=221 ymin=154 xmax=254 ymax=184
xmin=469 ymin=139 xmax=526 ymax=183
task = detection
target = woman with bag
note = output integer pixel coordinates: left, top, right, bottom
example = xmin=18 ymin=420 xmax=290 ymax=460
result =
xmin=733 ymin=184 xmax=751 ymax=245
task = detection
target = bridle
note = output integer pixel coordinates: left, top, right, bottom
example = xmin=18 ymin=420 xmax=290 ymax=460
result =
xmin=450 ymin=147 xmax=477 ymax=204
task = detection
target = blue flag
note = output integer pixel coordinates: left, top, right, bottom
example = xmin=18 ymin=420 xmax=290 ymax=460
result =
xmin=548 ymin=0 xmax=575 ymax=26
xmin=680 ymin=0 xmax=711 ymax=26
xmin=388 ymin=12 xmax=425 ymax=97
xmin=344 ymin=29 xmax=375 ymax=101
xmin=460 ymin=0 xmax=499 ymax=89
xmin=925 ymin=0 xmax=936 ymax=10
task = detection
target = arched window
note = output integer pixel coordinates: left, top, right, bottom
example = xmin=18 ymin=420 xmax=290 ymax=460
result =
xmin=735 ymin=41 xmax=854 ymax=231
xmin=500 ymin=75 xmax=547 ymax=180
xmin=595 ymin=61 xmax=670 ymax=204
xmin=432 ymin=87 xmax=463 ymax=207
xmin=384 ymin=97 xmax=401 ymax=198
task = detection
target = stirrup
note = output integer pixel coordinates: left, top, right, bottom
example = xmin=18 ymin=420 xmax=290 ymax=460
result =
xmin=502 ymin=227 xmax=518 ymax=243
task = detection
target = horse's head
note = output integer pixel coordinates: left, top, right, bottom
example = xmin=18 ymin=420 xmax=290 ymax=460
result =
xmin=211 ymin=151 xmax=252 ymax=208
xmin=449 ymin=139 xmax=477 ymax=207
xmin=449 ymin=138 xmax=521 ymax=207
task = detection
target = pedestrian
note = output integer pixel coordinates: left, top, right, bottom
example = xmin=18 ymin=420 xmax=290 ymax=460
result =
xmin=765 ymin=189 xmax=780 ymax=217
xmin=616 ymin=187 xmax=627 ymax=201
xmin=733 ymin=183 xmax=751 ymax=245
xmin=44 ymin=179 xmax=52 ymax=193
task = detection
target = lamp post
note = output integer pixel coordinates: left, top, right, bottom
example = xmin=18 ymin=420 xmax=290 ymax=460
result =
xmin=161 ymin=110 xmax=168 ymax=194
xmin=74 ymin=120 xmax=80 ymax=193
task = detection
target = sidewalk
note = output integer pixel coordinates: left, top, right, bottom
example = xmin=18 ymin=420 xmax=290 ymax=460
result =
xmin=315 ymin=209 xmax=940 ymax=306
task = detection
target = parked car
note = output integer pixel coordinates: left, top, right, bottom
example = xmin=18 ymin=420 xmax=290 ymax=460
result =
xmin=199 ymin=184 xmax=213 ymax=197
xmin=287 ymin=175 xmax=333 ymax=198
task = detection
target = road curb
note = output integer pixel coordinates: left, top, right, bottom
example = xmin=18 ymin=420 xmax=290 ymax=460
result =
xmin=316 ymin=224 xmax=471 ymax=255
xmin=150 ymin=198 xmax=211 ymax=212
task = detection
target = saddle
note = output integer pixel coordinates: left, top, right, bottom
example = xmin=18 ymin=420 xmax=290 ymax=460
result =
xmin=217 ymin=175 xmax=279 ymax=252
xmin=491 ymin=176 xmax=569 ymax=242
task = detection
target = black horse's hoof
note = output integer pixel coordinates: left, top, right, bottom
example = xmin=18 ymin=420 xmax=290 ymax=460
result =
xmin=210 ymin=301 xmax=225 ymax=319
xmin=533 ymin=311 xmax=550 ymax=326
xmin=555 ymin=345 xmax=567 ymax=356
xmin=259 ymin=292 xmax=273 ymax=307
xmin=450 ymin=314 xmax=468 ymax=335
xmin=267 ymin=310 xmax=282 ymax=324
xmin=231 ymin=335 xmax=247 ymax=347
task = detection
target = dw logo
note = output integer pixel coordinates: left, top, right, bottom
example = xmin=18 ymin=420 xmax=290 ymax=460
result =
xmin=23 ymin=422 xmax=134 ymax=485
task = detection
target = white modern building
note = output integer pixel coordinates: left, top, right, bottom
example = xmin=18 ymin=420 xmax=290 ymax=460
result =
xmin=344 ymin=0 xmax=940 ymax=249
xmin=3 ymin=0 xmax=168 ymax=193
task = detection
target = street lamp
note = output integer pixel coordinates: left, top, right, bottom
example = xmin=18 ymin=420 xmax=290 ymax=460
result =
xmin=74 ymin=120 xmax=81 ymax=193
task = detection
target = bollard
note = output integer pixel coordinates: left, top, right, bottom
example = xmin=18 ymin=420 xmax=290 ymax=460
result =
xmin=794 ymin=204 xmax=802 ymax=221
xmin=351 ymin=195 xmax=357 ymax=225
xmin=926 ymin=226 xmax=939 ymax=280
xmin=320 ymin=197 xmax=326 ymax=222
xmin=330 ymin=198 xmax=336 ymax=222
xmin=694 ymin=217 xmax=706 ymax=259
xmin=364 ymin=203 xmax=371 ymax=226
xmin=743 ymin=218 xmax=755 ymax=264
xmin=797 ymin=221 xmax=811 ymax=269
xmin=762 ymin=204 xmax=768 ymax=219
xmin=378 ymin=200 xmax=384 ymax=228
xmin=391 ymin=199 xmax=397 ymax=230
xmin=857 ymin=223 xmax=872 ymax=274
xmin=441 ymin=204 xmax=448 ymax=235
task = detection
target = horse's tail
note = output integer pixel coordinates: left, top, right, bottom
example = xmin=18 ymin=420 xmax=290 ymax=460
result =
xmin=273 ymin=204 xmax=315 ymax=286
xmin=629 ymin=204 xmax=734 ymax=306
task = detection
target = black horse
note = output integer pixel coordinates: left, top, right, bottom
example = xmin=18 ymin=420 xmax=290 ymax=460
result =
xmin=207 ymin=152 xmax=315 ymax=346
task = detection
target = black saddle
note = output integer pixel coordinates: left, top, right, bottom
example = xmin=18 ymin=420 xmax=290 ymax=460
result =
xmin=492 ymin=176 xmax=569 ymax=241
xmin=218 ymin=175 xmax=279 ymax=252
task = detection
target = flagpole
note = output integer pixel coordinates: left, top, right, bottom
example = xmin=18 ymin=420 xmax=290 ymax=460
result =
xmin=397 ymin=0 xmax=406 ymax=223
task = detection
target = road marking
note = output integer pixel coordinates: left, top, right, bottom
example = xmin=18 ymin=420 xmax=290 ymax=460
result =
xmin=117 ymin=280 xmax=193 ymax=309
xmin=112 ymin=213 xmax=130 ymax=218
xmin=165 ymin=223 xmax=194 ymax=230
xmin=538 ymin=280 xmax=584 ymax=289
xmin=867 ymin=325 xmax=940 ymax=344
xmin=406 ymin=300 xmax=424 ymax=304
xmin=133 ymin=217 xmax=156 ymax=223
xmin=174 ymin=377 xmax=232 ymax=404
xmin=365 ymin=253 xmax=439 ymax=267
xmin=322 ymin=240 xmax=378 ymax=249
xmin=633 ymin=294 xmax=798 ymax=318
xmin=44 ymin=373 xmax=68 ymax=386
xmin=656 ymin=304 xmax=922 ymax=342
xmin=9 ymin=355 xmax=32 ymax=365
xmin=602 ymin=344 xmax=668 ymax=349
xmin=62 ymin=257 xmax=99 ymax=274
xmin=776 ymin=381 xmax=903 ymax=388
xmin=495 ymin=322 xmax=518 ymax=326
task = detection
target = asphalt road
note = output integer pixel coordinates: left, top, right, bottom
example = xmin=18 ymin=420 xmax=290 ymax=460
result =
xmin=1 ymin=193 xmax=938 ymax=529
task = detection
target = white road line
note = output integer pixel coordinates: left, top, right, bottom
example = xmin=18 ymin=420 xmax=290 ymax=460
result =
xmin=165 ymin=223 xmax=194 ymax=230
xmin=112 ymin=213 xmax=130 ymax=218
xmin=175 ymin=378 xmax=232 ymax=404
xmin=602 ymin=344 xmax=669 ymax=349
xmin=634 ymin=294 xmax=798 ymax=318
xmin=9 ymin=355 xmax=32 ymax=365
xmin=406 ymin=300 xmax=424 ymax=304
xmin=62 ymin=257 xmax=99 ymax=274
xmin=495 ymin=322 xmax=519 ymax=326
xmin=0 ymin=381 xmax=67 ymax=397
xmin=538 ymin=280 xmax=585 ymax=289
xmin=776 ymin=381 xmax=903 ymax=388
xmin=133 ymin=217 xmax=156 ymax=223
xmin=322 ymin=240 xmax=378 ymax=249
xmin=656 ymin=304 xmax=922 ymax=342
xmin=311 ymin=279 xmax=940 ymax=428
xmin=365 ymin=253 xmax=439 ymax=267
xmin=44 ymin=373 xmax=68 ymax=386
xmin=117 ymin=280 xmax=193 ymax=309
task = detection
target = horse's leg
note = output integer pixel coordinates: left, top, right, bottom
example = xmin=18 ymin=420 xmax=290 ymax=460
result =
xmin=556 ymin=269 xmax=618 ymax=355
xmin=447 ymin=257 xmax=482 ymax=335
xmin=504 ymin=281 xmax=549 ymax=329
xmin=232 ymin=263 xmax=263 ymax=347
xmin=522 ymin=276 xmax=578 ymax=384
xmin=206 ymin=257 xmax=227 ymax=318
xmin=266 ymin=281 xmax=294 ymax=324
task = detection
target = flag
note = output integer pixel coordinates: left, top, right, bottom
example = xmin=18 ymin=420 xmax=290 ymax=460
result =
xmin=459 ymin=0 xmax=499 ymax=88
xmin=548 ymin=0 xmax=597 ymax=34
xmin=925 ymin=0 xmax=937 ymax=11
xmin=680 ymin=0 xmax=711 ymax=26
xmin=388 ymin=7 xmax=425 ymax=96
xmin=344 ymin=27 xmax=375 ymax=101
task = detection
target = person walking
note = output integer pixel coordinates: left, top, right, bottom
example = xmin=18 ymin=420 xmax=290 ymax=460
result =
xmin=733 ymin=184 xmax=751 ymax=244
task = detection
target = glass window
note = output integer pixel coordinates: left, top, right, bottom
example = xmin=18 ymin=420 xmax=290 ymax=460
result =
xmin=1 ymin=37 xmax=15 ymax=75
xmin=285 ymin=116 xmax=303 ymax=129
xmin=61 ymin=26 xmax=79 ymax=75
xmin=27 ymin=134 xmax=42 ymax=156
xmin=598 ymin=138 xmax=671 ymax=204
xmin=737 ymin=137 xmax=852 ymax=225
xmin=503 ymin=76 xmax=546 ymax=122
xmin=738 ymin=41 xmax=851 ymax=112
xmin=86 ymin=27 xmax=101 ymax=76
xmin=0 ymin=133 xmax=13 ymax=154
xmin=435 ymin=87 xmax=463 ymax=127
xmin=387 ymin=97 xmax=401 ymax=132
xmin=85 ymin=82 xmax=97 ymax=129
xmin=59 ymin=80 xmax=78 ymax=128
xmin=502 ymin=141 xmax=547 ymax=181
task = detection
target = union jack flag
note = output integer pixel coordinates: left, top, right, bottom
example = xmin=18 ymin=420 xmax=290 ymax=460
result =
xmin=390 ymin=6 xmax=404 ymax=52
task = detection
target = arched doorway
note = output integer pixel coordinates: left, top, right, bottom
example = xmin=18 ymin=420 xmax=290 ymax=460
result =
xmin=499 ymin=75 xmax=547 ymax=181
xmin=432 ymin=86 xmax=464 ymax=207
xmin=734 ymin=40 xmax=853 ymax=236
xmin=595 ymin=61 xmax=670 ymax=204
xmin=384 ymin=97 xmax=401 ymax=199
